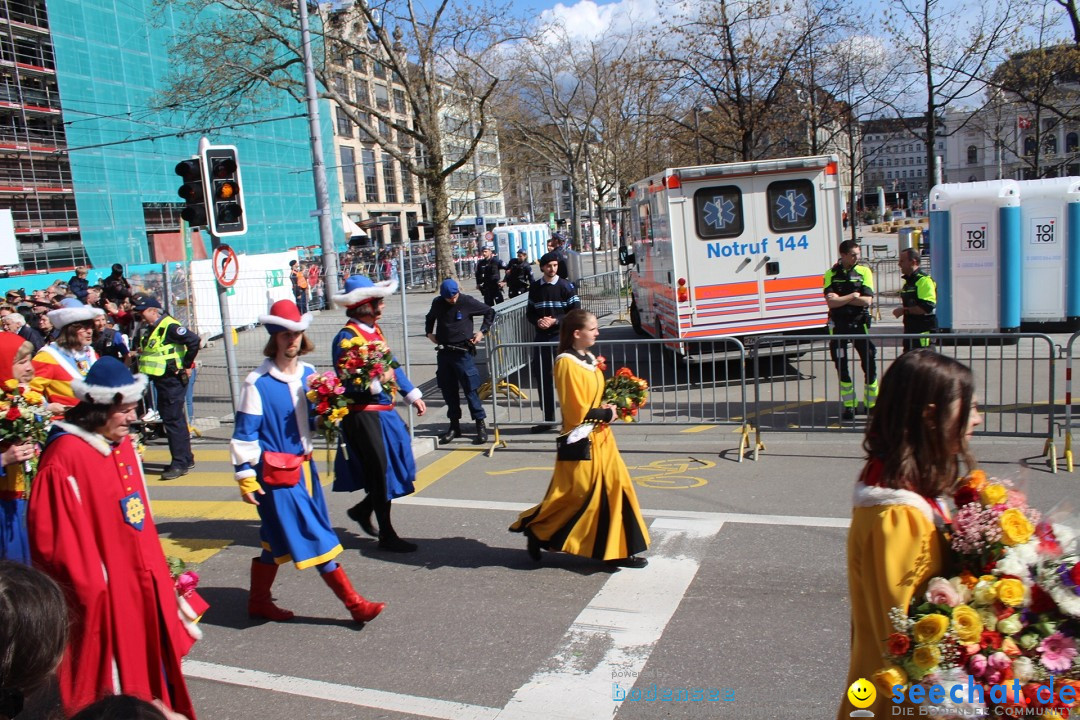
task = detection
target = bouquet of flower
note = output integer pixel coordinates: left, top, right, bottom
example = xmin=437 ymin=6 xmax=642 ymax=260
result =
xmin=306 ymin=371 xmax=349 ymax=441
xmin=0 ymin=379 xmax=52 ymax=494
xmin=603 ymin=367 xmax=648 ymax=422
xmin=951 ymin=470 xmax=1042 ymax=576
xmin=336 ymin=337 xmax=397 ymax=397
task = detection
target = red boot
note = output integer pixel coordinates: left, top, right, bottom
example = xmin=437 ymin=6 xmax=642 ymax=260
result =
xmin=248 ymin=558 xmax=295 ymax=621
xmin=321 ymin=566 xmax=385 ymax=623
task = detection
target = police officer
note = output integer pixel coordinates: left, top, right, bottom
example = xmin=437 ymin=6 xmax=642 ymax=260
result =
xmin=548 ymin=234 xmax=570 ymax=280
xmin=823 ymin=240 xmax=878 ymax=421
xmin=134 ymin=296 xmax=200 ymax=479
xmin=892 ymin=247 xmax=937 ymax=352
xmin=503 ymin=249 xmax=534 ymax=298
xmin=475 ymin=246 xmax=505 ymax=306
xmin=527 ymin=251 xmax=580 ymax=432
xmin=425 ymin=278 xmax=495 ymax=445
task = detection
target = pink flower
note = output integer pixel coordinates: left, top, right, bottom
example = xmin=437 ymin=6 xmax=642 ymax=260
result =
xmin=926 ymin=577 xmax=962 ymax=607
xmin=1037 ymin=632 xmax=1078 ymax=673
xmin=175 ymin=570 xmax=199 ymax=597
xmin=985 ymin=670 xmax=1003 ymax=685
xmin=988 ymin=651 xmax=1012 ymax=672
xmin=968 ymin=653 xmax=988 ymax=677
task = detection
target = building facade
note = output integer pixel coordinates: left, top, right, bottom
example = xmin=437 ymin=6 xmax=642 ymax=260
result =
xmin=860 ymin=117 xmax=945 ymax=212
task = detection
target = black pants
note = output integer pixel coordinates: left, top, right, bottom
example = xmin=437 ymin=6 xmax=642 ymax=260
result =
xmin=154 ymin=374 xmax=192 ymax=469
xmin=482 ymin=286 xmax=504 ymax=306
xmin=828 ymin=319 xmax=877 ymax=384
xmin=339 ymin=411 xmax=394 ymax=534
xmin=436 ymin=348 xmax=485 ymax=421
xmin=532 ymin=340 xmax=558 ymax=423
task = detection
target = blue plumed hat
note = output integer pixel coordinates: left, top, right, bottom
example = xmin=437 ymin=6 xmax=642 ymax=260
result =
xmin=70 ymin=356 xmax=148 ymax=405
xmin=332 ymin=274 xmax=397 ymax=309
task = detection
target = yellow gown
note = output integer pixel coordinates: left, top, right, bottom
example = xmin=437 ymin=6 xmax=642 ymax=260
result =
xmin=839 ymin=464 xmax=944 ymax=719
xmin=510 ymin=352 xmax=650 ymax=560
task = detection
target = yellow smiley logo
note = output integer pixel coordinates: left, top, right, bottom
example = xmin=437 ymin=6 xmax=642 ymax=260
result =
xmin=847 ymin=677 xmax=876 ymax=709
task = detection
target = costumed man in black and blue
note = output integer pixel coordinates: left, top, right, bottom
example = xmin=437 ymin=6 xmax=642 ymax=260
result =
xmin=823 ymin=240 xmax=878 ymax=421
xmin=231 ymin=299 xmax=385 ymax=625
xmin=330 ymin=275 xmax=427 ymax=553
xmin=526 ymin=251 xmax=581 ymax=433
xmin=134 ymin=296 xmax=200 ymax=480
xmin=474 ymin=246 xmax=505 ymax=306
xmin=425 ymin=278 xmax=495 ymax=446
xmin=892 ymin=247 xmax=937 ymax=353
xmin=504 ymin=248 xmax=534 ymax=298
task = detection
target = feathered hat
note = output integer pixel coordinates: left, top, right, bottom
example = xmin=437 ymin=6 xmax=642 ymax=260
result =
xmin=47 ymin=298 xmax=104 ymax=330
xmin=70 ymin=356 xmax=148 ymax=405
xmin=258 ymin=299 xmax=312 ymax=334
xmin=332 ymin=275 xmax=397 ymax=309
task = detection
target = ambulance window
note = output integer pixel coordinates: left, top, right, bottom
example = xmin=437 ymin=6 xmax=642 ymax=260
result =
xmin=693 ymin=186 xmax=743 ymax=240
xmin=767 ymin=179 xmax=815 ymax=233
xmin=637 ymin=203 xmax=652 ymax=243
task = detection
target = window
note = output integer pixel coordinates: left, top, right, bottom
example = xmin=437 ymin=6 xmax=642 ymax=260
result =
xmin=330 ymin=44 xmax=346 ymax=66
xmin=332 ymin=74 xmax=349 ymax=100
xmin=693 ymin=185 xmax=744 ymax=240
xmin=372 ymin=60 xmax=387 ymax=79
xmin=336 ymin=107 xmax=352 ymax=137
xmin=378 ymin=118 xmax=390 ymax=139
xmin=393 ymin=89 xmax=406 ymax=115
xmin=1045 ymin=135 xmax=1058 ymax=154
xmin=352 ymin=54 xmax=366 ymax=73
xmin=374 ymin=84 xmax=389 ymax=110
xmin=1067 ymin=132 xmax=1079 ymax=153
xmin=402 ymin=171 xmax=414 ymax=203
xmin=355 ymin=79 xmax=369 ymax=105
xmin=362 ymin=147 xmax=378 ymax=202
xmin=766 ymin=179 xmax=816 ymax=234
xmin=340 ymin=146 xmax=358 ymax=203
xmin=1024 ymin=136 xmax=1037 ymax=156
xmin=967 ymin=145 xmax=978 ymax=164
xmin=382 ymin=155 xmax=398 ymax=203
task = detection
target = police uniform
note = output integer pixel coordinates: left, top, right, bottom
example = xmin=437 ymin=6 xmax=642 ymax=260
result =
xmin=823 ymin=261 xmax=878 ymax=416
xmin=425 ymin=280 xmax=495 ymax=444
xmin=527 ymin=254 xmax=581 ymax=429
xmin=475 ymin=253 xmax=506 ymax=306
xmin=504 ymin=256 xmax=534 ymax=297
xmin=138 ymin=302 xmax=199 ymax=477
xmin=899 ymin=269 xmax=937 ymax=352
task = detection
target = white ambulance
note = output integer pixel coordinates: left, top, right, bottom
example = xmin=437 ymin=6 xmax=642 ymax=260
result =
xmin=622 ymin=155 xmax=842 ymax=345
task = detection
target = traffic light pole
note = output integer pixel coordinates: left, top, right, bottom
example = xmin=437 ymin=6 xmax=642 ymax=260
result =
xmin=297 ymin=0 xmax=340 ymax=296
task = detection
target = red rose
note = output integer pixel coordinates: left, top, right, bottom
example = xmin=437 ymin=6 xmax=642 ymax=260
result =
xmin=5 ymin=407 xmax=19 ymax=420
xmin=317 ymin=401 xmax=329 ymax=414
xmin=886 ymin=632 xmax=911 ymax=656
xmin=980 ymin=630 xmax=1003 ymax=649
xmin=954 ymin=486 xmax=979 ymax=508
xmin=995 ymin=605 xmax=1016 ymax=621
xmin=1036 ymin=522 xmax=1063 ymax=557
xmin=1029 ymin=585 xmax=1058 ymax=614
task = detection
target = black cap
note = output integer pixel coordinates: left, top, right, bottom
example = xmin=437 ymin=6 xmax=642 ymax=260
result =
xmin=133 ymin=296 xmax=162 ymax=312
xmin=112 ymin=263 xmax=123 ymax=273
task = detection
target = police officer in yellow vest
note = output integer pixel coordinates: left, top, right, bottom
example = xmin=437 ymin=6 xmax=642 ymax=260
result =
xmin=135 ymin=296 xmax=200 ymax=479
xmin=823 ymin=240 xmax=879 ymax=421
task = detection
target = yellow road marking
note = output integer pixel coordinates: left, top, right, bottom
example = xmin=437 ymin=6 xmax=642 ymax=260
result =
xmin=413 ymin=450 xmax=482 ymax=494
xmin=151 ymin=499 xmax=258 ymax=521
xmin=159 ymin=537 xmax=233 ymax=564
xmin=143 ymin=448 xmax=234 ymax=463
xmin=487 ymin=467 xmax=551 ymax=476
xmin=680 ymin=425 xmax=713 ymax=433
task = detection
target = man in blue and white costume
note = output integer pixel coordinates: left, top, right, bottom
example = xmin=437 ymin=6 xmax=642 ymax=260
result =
xmin=230 ymin=299 xmax=385 ymax=625
xmin=331 ymin=275 xmax=427 ymax=553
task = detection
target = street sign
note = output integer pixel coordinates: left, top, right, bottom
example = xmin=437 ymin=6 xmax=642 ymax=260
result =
xmin=213 ymin=244 xmax=239 ymax=287
xmin=475 ymin=216 xmax=484 ymax=226
xmin=484 ymin=231 xmax=494 ymax=242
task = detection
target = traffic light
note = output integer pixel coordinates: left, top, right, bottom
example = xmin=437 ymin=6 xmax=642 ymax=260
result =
xmin=174 ymin=158 xmax=207 ymax=227
xmin=201 ymin=145 xmax=247 ymax=237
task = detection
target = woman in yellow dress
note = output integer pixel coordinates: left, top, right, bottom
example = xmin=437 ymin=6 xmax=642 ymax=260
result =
xmin=510 ymin=309 xmax=650 ymax=568
xmin=839 ymin=349 xmax=981 ymax=718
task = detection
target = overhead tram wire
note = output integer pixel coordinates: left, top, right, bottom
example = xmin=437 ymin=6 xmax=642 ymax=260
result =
xmin=54 ymin=114 xmax=308 ymax=155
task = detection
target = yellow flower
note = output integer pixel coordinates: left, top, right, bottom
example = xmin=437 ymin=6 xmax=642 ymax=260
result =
xmin=23 ymin=390 xmax=43 ymax=405
xmin=980 ymin=483 xmax=1008 ymax=505
xmin=951 ymin=605 xmax=984 ymax=643
xmin=912 ymin=645 xmax=942 ymax=670
xmin=911 ymin=614 xmax=949 ymax=644
xmin=965 ymin=469 xmax=988 ymax=489
xmin=994 ymin=578 xmax=1026 ymax=607
xmin=306 ymin=391 xmax=318 ymax=402
xmin=329 ymin=407 xmax=349 ymax=423
xmin=872 ymin=665 xmax=908 ymax=694
xmin=999 ymin=508 xmax=1035 ymax=546
xmin=2 ymin=379 xmax=16 ymax=390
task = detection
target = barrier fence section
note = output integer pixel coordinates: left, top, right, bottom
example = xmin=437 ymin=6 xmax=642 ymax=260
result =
xmin=574 ymin=270 xmax=623 ymax=321
xmin=1063 ymin=330 xmax=1080 ymax=472
xmin=749 ymin=332 xmax=1058 ymax=469
xmin=484 ymin=337 xmax=749 ymax=458
xmin=862 ymin=254 xmax=933 ymax=322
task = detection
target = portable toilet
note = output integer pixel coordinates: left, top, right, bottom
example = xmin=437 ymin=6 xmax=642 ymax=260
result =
xmin=493 ymin=223 xmax=550 ymax=265
xmin=929 ymin=180 xmax=1021 ymax=332
xmin=1012 ymin=177 xmax=1080 ymax=328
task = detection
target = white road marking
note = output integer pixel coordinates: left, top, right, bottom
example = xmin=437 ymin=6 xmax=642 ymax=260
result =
xmin=496 ymin=518 xmax=725 ymax=720
xmin=399 ymin=495 xmax=850 ymax=528
xmin=182 ymin=660 xmax=501 ymax=720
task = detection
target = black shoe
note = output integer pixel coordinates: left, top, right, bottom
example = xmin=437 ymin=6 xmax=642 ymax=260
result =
xmin=526 ymin=534 xmax=541 ymax=562
xmin=530 ymin=423 xmax=558 ymax=434
xmin=605 ymin=556 xmax=648 ymax=569
xmin=378 ymin=534 xmax=418 ymax=553
xmin=439 ymin=423 xmax=461 ymax=445
xmin=346 ymin=498 xmax=378 ymax=538
xmin=841 ymin=407 xmax=855 ymax=421
xmin=160 ymin=465 xmax=189 ymax=481
xmin=474 ymin=420 xmax=488 ymax=445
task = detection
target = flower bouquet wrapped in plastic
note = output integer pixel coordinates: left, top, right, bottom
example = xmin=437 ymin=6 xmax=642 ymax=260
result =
xmin=603 ymin=367 xmax=648 ymax=422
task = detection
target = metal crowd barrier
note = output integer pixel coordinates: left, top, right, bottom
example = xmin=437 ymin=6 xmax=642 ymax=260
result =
xmin=862 ymin=255 xmax=932 ymax=321
xmin=748 ymin=332 xmax=1058 ymax=470
xmin=483 ymin=336 xmax=750 ymax=459
xmin=1063 ymin=330 xmax=1080 ymax=472
xmin=574 ymin=270 xmax=623 ymax=320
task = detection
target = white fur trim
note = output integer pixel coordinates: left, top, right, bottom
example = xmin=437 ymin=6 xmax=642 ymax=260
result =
xmin=556 ymin=351 xmax=598 ymax=370
xmin=46 ymin=305 xmax=104 ymax=330
xmin=54 ymin=420 xmax=112 ymax=456
xmin=404 ymin=387 xmax=422 ymax=405
xmin=235 ymin=468 xmax=256 ymax=480
xmin=331 ymin=278 xmax=398 ymax=308
xmin=176 ymin=595 xmax=204 ymax=641
xmin=852 ymin=482 xmax=936 ymax=523
xmin=258 ymin=311 xmax=312 ymax=332
xmin=70 ymin=372 xmax=148 ymax=405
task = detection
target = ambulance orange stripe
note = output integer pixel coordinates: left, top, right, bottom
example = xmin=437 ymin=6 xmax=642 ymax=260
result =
xmin=763 ymin=275 xmax=822 ymax=292
xmin=694 ymin=281 xmax=758 ymax=300
xmin=681 ymin=317 xmax=826 ymax=337
xmin=694 ymin=299 xmax=759 ymax=311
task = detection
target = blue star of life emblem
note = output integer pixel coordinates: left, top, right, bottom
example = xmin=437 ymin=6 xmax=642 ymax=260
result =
xmin=775 ymin=190 xmax=808 ymax=223
xmin=703 ymin=196 xmax=736 ymax=230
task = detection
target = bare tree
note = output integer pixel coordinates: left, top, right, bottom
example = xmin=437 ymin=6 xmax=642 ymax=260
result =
xmin=1053 ymin=0 xmax=1080 ymax=43
xmin=160 ymin=0 xmax=522 ymax=281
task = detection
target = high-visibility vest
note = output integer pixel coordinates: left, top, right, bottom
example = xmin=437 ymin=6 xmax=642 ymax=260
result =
xmin=138 ymin=316 xmax=184 ymax=376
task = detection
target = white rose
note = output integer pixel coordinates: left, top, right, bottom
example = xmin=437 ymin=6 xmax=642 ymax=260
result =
xmin=948 ymin=577 xmax=973 ymax=604
xmin=973 ymin=581 xmax=997 ymax=606
xmin=978 ymin=608 xmax=998 ymax=629
xmin=1012 ymin=657 xmax=1036 ymax=683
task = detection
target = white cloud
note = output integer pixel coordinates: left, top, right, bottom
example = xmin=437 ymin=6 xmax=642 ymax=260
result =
xmin=538 ymin=0 xmax=662 ymax=42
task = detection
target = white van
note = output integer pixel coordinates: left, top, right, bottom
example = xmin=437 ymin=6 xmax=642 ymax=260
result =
xmin=622 ymin=155 xmax=842 ymax=344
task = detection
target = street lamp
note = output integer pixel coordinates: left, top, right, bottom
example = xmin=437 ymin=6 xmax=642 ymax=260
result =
xmin=693 ymin=106 xmax=712 ymax=165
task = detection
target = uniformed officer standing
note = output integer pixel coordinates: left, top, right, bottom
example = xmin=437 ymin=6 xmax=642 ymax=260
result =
xmin=475 ymin=246 xmax=506 ymax=306
xmin=425 ymin=279 xmax=495 ymax=445
xmin=892 ymin=247 xmax=937 ymax=352
xmin=823 ymin=240 xmax=878 ymax=421
xmin=526 ymin=251 xmax=580 ymax=432
xmin=135 ymin=296 xmax=200 ymax=479
xmin=504 ymin=249 xmax=534 ymax=298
